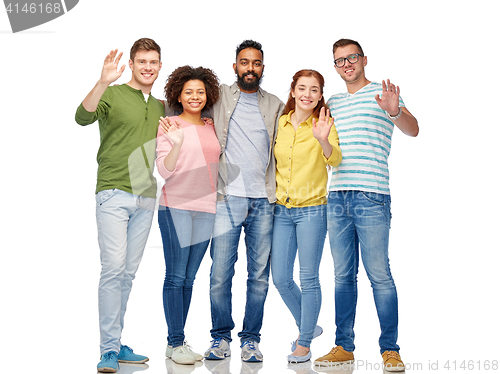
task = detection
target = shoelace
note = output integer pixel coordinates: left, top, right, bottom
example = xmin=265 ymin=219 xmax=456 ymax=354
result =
xmin=175 ymin=345 xmax=190 ymax=354
xmin=102 ymin=351 xmax=118 ymax=360
xmin=242 ymin=341 xmax=256 ymax=350
xmin=330 ymin=346 xmax=339 ymax=354
xmin=384 ymin=351 xmax=401 ymax=361
xmin=210 ymin=338 xmax=222 ymax=348
xmin=120 ymin=345 xmax=133 ymax=354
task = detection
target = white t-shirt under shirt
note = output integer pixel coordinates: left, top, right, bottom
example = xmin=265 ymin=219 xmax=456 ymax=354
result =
xmin=327 ymin=82 xmax=405 ymax=195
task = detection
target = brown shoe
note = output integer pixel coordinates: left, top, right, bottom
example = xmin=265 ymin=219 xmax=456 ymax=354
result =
xmin=382 ymin=351 xmax=405 ymax=372
xmin=314 ymin=346 xmax=354 ymax=366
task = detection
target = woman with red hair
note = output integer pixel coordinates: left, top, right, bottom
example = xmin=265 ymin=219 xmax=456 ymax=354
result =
xmin=271 ymin=70 xmax=342 ymax=363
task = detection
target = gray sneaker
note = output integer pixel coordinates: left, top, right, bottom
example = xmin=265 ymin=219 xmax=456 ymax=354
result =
xmin=204 ymin=338 xmax=231 ymax=360
xmin=240 ymin=341 xmax=263 ymax=362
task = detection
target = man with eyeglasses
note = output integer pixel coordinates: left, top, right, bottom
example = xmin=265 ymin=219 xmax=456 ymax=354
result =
xmin=314 ymin=39 xmax=418 ymax=372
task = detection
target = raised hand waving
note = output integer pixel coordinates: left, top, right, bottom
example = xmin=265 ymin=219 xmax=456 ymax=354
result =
xmin=375 ymin=79 xmax=400 ymax=116
xmin=100 ymin=49 xmax=126 ymax=85
xmin=312 ymin=107 xmax=334 ymax=143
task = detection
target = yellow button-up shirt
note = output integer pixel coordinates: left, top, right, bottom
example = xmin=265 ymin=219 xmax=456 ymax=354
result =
xmin=274 ymin=111 xmax=342 ymax=207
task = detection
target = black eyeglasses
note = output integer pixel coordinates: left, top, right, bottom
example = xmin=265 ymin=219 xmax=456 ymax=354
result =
xmin=334 ymin=53 xmax=363 ymax=68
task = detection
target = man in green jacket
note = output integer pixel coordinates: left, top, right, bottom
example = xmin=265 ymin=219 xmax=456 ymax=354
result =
xmin=75 ymin=38 xmax=163 ymax=373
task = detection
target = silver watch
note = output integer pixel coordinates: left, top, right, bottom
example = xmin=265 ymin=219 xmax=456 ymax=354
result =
xmin=387 ymin=107 xmax=402 ymax=120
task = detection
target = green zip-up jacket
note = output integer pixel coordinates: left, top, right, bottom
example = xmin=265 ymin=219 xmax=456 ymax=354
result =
xmin=75 ymin=84 xmax=164 ymax=198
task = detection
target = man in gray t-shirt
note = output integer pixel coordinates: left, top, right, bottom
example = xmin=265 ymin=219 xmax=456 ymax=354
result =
xmin=204 ymin=40 xmax=284 ymax=363
xmin=225 ymin=90 xmax=269 ymax=197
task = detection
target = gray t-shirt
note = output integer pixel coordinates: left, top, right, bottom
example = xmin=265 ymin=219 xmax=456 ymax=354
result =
xmin=225 ymin=91 xmax=269 ymax=198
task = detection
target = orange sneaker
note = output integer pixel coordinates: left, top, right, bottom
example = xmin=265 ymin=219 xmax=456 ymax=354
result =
xmin=314 ymin=346 xmax=354 ymax=367
xmin=382 ymin=351 xmax=405 ymax=372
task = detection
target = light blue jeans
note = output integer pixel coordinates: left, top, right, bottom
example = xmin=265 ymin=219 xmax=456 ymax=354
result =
xmin=158 ymin=206 xmax=215 ymax=347
xmin=96 ymin=189 xmax=155 ymax=355
xmin=327 ymin=190 xmax=399 ymax=354
xmin=209 ymin=196 xmax=274 ymax=343
xmin=271 ymin=204 xmax=326 ymax=348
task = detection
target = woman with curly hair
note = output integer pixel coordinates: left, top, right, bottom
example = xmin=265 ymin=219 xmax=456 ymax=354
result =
xmin=156 ymin=66 xmax=220 ymax=365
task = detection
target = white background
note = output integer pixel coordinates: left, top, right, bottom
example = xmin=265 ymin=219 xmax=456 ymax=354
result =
xmin=1 ymin=1 xmax=499 ymax=373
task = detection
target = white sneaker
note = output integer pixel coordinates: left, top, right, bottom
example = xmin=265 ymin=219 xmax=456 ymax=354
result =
xmin=185 ymin=343 xmax=203 ymax=361
xmin=166 ymin=342 xmax=202 ymax=361
xmin=166 ymin=345 xmax=173 ymax=358
xmin=172 ymin=345 xmax=196 ymax=365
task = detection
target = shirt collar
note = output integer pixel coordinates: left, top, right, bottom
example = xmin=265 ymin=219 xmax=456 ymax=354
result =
xmin=230 ymin=82 xmax=264 ymax=97
xmin=284 ymin=110 xmax=315 ymax=128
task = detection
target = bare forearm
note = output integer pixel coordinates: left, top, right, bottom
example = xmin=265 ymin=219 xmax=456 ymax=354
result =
xmin=82 ymin=80 xmax=109 ymax=112
xmin=392 ymin=108 xmax=419 ymax=137
xmin=163 ymin=143 xmax=182 ymax=172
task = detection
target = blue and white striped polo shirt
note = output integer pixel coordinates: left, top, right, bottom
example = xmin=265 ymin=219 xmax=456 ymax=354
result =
xmin=327 ymin=82 xmax=405 ymax=195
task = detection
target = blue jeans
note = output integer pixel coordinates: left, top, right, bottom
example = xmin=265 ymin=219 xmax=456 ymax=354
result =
xmin=209 ymin=196 xmax=274 ymax=343
xmin=271 ymin=204 xmax=326 ymax=348
xmin=158 ymin=206 xmax=215 ymax=347
xmin=95 ymin=189 xmax=155 ymax=355
xmin=327 ymin=191 xmax=399 ymax=354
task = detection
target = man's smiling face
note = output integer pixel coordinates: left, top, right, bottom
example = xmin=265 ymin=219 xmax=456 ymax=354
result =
xmin=334 ymin=44 xmax=367 ymax=85
xmin=128 ymin=49 xmax=162 ymax=92
xmin=233 ymin=48 xmax=264 ymax=93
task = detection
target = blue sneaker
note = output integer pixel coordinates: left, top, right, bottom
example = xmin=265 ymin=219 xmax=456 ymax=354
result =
xmin=97 ymin=351 xmax=119 ymax=373
xmin=240 ymin=341 xmax=263 ymax=362
xmin=117 ymin=345 xmax=149 ymax=363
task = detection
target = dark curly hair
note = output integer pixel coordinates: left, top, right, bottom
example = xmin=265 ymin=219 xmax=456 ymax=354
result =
xmin=164 ymin=66 xmax=220 ymax=113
